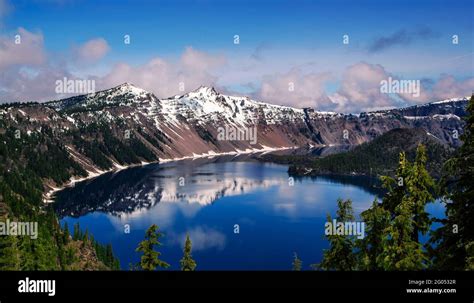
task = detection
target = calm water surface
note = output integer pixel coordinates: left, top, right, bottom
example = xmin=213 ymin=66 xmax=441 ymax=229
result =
xmin=54 ymin=155 xmax=443 ymax=270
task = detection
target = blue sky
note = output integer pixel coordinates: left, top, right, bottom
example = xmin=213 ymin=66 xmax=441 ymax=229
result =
xmin=0 ymin=0 xmax=473 ymax=112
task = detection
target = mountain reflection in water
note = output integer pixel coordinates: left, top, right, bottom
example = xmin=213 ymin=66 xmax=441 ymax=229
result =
xmin=54 ymin=154 xmax=381 ymax=218
xmin=54 ymin=154 xmax=436 ymax=270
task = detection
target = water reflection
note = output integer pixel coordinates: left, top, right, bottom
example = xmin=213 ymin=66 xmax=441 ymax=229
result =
xmin=54 ymin=156 xmax=389 ymax=270
xmin=54 ymin=157 xmax=382 ymax=219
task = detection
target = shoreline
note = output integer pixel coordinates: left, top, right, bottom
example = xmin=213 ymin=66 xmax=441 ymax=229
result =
xmin=42 ymin=145 xmax=298 ymax=203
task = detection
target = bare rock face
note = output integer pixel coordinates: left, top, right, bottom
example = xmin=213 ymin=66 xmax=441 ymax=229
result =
xmin=0 ymin=83 xmax=468 ymax=178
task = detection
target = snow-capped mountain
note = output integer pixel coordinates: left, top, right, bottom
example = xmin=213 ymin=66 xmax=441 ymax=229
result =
xmin=157 ymin=85 xmax=307 ymax=125
xmin=46 ymin=83 xmax=468 ymax=141
xmin=47 ymin=82 xmax=157 ymax=111
xmin=0 ymin=83 xmax=469 ymax=189
xmin=47 ymin=83 xmax=311 ymax=127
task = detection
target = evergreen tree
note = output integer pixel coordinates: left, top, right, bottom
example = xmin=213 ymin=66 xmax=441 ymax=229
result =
xmin=73 ymin=222 xmax=81 ymax=241
xmin=370 ymin=146 xmax=435 ymax=270
xmin=0 ymin=234 xmax=21 ymax=270
xmin=431 ymin=94 xmax=474 ymax=270
xmin=0 ymin=123 xmax=120 ymax=271
xmin=316 ymin=199 xmax=357 ymax=270
xmin=408 ymin=144 xmax=435 ymax=242
xmin=63 ymin=222 xmax=70 ymax=245
xmin=18 ymin=236 xmax=35 ymax=270
xmin=356 ymin=199 xmax=390 ymax=270
xmin=180 ymin=234 xmax=197 ymax=271
xmin=83 ymin=228 xmax=89 ymax=243
xmin=377 ymin=148 xmax=433 ymax=270
xmin=64 ymin=246 xmax=76 ymax=267
xmin=32 ymin=227 xmax=59 ymax=270
xmin=135 ymin=224 xmax=169 ymax=271
xmin=104 ymin=244 xmax=120 ymax=269
xmin=292 ymin=252 xmax=302 ymax=271
xmin=112 ymin=257 xmax=120 ymax=270
xmin=378 ymin=195 xmax=428 ymax=270
xmin=380 ymin=152 xmax=410 ymax=215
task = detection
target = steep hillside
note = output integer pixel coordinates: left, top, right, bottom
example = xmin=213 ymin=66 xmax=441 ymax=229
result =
xmin=283 ymin=128 xmax=453 ymax=178
xmin=0 ymin=84 xmax=468 ymax=195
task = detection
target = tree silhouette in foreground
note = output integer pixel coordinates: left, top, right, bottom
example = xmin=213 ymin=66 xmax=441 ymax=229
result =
xmin=135 ymin=224 xmax=169 ymax=271
xmin=431 ymin=94 xmax=474 ymax=270
xmin=316 ymin=199 xmax=357 ymax=270
xmin=180 ymin=234 xmax=197 ymax=271
xmin=292 ymin=252 xmax=302 ymax=271
xmin=316 ymin=145 xmax=436 ymax=270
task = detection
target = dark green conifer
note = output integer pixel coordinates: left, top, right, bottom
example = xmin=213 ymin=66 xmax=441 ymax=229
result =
xmin=180 ymin=234 xmax=197 ymax=271
xmin=431 ymin=94 xmax=474 ymax=270
xmin=292 ymin=252 xmax=302 ymax=271
xmin=136 ymin=224 xmax=169 ymax=271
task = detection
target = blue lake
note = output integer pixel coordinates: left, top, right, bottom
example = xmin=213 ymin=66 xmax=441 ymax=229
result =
xmin=53 ymin=155 xmax=444 ymax=270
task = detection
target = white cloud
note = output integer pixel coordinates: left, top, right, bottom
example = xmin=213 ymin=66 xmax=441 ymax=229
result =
xmin=0 ymin=44 xmax=227 ymax=103
xmin=99 ymin=47 xmax=226 ymax=98
xmin=0 ymin=27 xmax=65 ymax=102
xmin=329 ymin=62 xmax=400 ymax=113
xmin=254 ymin=68 xmax=334 ymax=109
xmin=75 ymin=38 xmax=110 ymax=64
xmin=1 ymin=34 xmax=472 ymax=110
xmin=386 ymin=74 xmax=474 ymax=104
xmin=0 ymin=27 xmax=46 ymax=70
xmin=181 ymin=46 xmax=225 ymax=71
xmin=329 ymin=63 xmax=474 ymax=112
xmin=0 ymin=65 xmax=74 ymax=102
xmin=431 ymin=75 xmax=474 ymax=100
xmin=171 ymin=226 xmax=226 ymax=252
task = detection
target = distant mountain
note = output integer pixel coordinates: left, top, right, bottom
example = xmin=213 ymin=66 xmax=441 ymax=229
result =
xmin=284 ymin=128 xmax=454 ymax=178
xmin=0 ymin=83 xmax=469 ymax=192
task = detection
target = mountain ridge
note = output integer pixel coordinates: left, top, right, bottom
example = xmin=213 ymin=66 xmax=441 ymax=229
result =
xmin=43 ymin=82 xmax=469 ymax=116
xmin=0 ymin=84 xmax=469 ymax=196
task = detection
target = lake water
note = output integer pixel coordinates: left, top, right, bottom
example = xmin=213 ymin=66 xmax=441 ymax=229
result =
xmin=53 ymin=154 xmax=444 ymax=270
